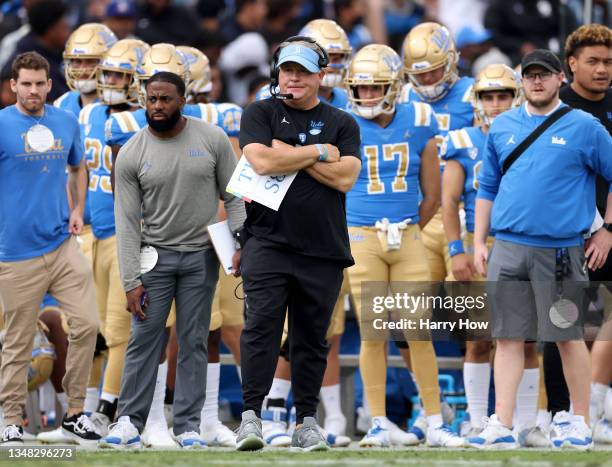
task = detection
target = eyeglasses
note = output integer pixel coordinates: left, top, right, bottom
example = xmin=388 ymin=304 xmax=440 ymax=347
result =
xmin=523 ymin=71 xmax=555 ymax=82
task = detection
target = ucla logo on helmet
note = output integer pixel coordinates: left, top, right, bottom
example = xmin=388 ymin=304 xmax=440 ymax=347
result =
xmin=431 ymin=27 xmax=450 ymax=52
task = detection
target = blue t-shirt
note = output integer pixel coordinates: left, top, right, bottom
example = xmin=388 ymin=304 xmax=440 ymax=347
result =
xmin=440 ymin=126 xmax=486 ymax=233
xmin=80 ymin=103 xmax=115 ymax=240
xmin=105 ymin=103 xmax=243 ymax=146
xmin=477 ymin=103 xmax=612 ymax=248
xmin=54 ymin=90 xmax=92 ymax=225
xmin=347 ymin=102 xmax=438 ymax=226
xmin=0 ymin=105 xmax=83 ymax=261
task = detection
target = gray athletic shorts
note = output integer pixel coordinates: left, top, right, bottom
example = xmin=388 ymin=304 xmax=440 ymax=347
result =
xmin=486 ymin=239 xmax=588 ymax=342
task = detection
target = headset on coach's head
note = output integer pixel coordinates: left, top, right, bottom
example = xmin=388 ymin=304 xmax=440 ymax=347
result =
xmin=269 ymin=36 xmax=330 ymax=98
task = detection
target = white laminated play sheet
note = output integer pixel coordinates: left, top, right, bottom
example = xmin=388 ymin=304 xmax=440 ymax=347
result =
xmin=226 ymin=156 xmax=297 ymax=211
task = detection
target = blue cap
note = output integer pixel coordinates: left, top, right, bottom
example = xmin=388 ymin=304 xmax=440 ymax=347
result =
xmin=455 ymin=26 xmax=492 ymax=49
xmin=105 ymin=0 xmax=136 ymax=18
xmin=276 ymin=44 xmax=321 ymax=73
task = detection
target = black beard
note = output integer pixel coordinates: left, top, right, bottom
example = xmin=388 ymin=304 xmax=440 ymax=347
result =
xmin=146 ymin=108 xmax=182 ymax=132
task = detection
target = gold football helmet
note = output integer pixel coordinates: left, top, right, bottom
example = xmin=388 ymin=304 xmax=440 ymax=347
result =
xmin=345 ymin=44 xmax=402 ymax=119
xmin=299 ymin=19 xmax=352 ymax=88
xmin=64 ymin=23 xmax=117 ymax=93
xmin=402 ymin=22 xmax=458 ymax=102
xmin=135 ymin=43 xmax=190 ymax=107
xmin=97 ymin=39 xmax=150 ymax=106
xmin=176 ymin=46 xmax=212 ymax=103
xmin=472 ymin=64 xmax=522 ymax=126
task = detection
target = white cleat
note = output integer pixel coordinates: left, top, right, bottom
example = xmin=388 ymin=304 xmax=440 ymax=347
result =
xmin=467 ymin=415 xmax=517 ymax=450
xmin=359 ymin=419 xmax=390 ymax=448
xmin=261 ymin=405 xmax=292 ymax=447
xmin=141 ymin=421 xmax=176 ymax=448
xmin=593 ymin=418 xmax=612 ymax=444
xmin=99 ymin=416 xmax=142 ymax=449
xmin=402 ymin=415 xmax=427 ymax=446
xmin=518 ymin=426 xmax=552 ymax=448
xmin=172 ymin=430 xmax=205 ymax=449
xmin=37 ymin=427 xmax=77 ymax=444
xmin=323 ymin=414 xmax=350 ymax=447
xmin=550 ymin=413 xmax=593 ymax=451
xmin=426 ymin=424 xmax=466 ymax=447
xmin=202 ymin=422 xmax=237 ymax=447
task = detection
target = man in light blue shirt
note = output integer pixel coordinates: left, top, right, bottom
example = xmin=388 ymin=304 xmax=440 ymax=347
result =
xmin=472 ymin=49 xmax=612 ymax=450
xmin=0 ymin=52 xmax=99 ymax=446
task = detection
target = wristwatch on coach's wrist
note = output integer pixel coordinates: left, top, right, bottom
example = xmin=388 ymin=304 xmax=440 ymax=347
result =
xmin=602 ymin=223 xmax=612 ymax=233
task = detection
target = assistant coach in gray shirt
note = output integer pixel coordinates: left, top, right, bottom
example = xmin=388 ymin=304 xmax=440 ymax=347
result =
xmin=100 ymin=71 xmax=246 ymax=449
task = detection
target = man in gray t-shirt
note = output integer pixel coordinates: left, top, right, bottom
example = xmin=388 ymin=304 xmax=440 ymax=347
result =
xmin=100 ymin=72 xmax=245 ymax=449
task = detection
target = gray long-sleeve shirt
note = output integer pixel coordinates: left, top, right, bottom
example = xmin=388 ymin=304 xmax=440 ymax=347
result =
xmin=114 ymin=117 xmax=246 ymax=292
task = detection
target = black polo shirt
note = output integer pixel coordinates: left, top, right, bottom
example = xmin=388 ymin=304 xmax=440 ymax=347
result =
xmin=239 ymin=97 xmax=361 ymax=266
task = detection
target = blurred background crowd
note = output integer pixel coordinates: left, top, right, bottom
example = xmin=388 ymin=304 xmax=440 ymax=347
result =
xmin=0 ymin=0 xmax=609 ymax=107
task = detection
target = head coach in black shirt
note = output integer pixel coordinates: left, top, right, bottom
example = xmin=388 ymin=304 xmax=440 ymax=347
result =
xmin=233 ymin=36 xmax=361 ymax=451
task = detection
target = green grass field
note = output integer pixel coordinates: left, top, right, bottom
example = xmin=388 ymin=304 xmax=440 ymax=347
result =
xmin=5 ymin=448 xmax=612 ymax=467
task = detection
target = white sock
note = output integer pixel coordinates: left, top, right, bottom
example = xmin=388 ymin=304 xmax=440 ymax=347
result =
xmin=201 ymin=363 xmax=220 ymax=431
xmin=56 ymin=392 xmax=69 ymax=415
xmin=536 ymin=409 xmax=551 ymax=430
xmin=267 ymin=378 xmax=291 ymax=401
xmin=39 ymin=380 xmax=56 ymax=414
xmin=464 ymin=362 xmax=490 ymax=429
xmin=236 ymin=365 xmax=241 ymax=383
xmin=85 ymin=387 xmax=99 ymax=414
xmin=590 ymin=382 xmax=608 ymax=421
xmin=145 ymin=362 xmax=168 ymax=427
xmin=514 ymin=368 xmax=539 ymax=430
xmin=320 ymin=384 xmax=343 ymax=421
xmin=427 ymin=414 xmax=443 ymax=428
xmin=604 ymin=387 xmax=612 ymax=420
xmin=100 ymin=392 xmax=118 ymax=404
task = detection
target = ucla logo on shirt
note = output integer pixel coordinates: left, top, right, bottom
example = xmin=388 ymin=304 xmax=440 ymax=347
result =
xmin=298 ymin=133 xmax=307 ymax=144
xmin=189 ymin=149 xmax=207 ymax=157
xmin=309 ymin=120 xmax=324 ymax=135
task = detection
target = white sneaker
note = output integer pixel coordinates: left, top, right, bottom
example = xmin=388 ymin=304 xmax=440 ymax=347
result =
xmin=142 ymin=421 xmax=176 ymax=448
xmin=323 ymin=414 xmax=350 ymax=447
xmin=37 ymin=427 xmax=77 ymax=444
xmin=467 ymin=415 xmax=517 ymax=449
xmin=554 ymin=416 xmax=593 ymax=450
xmin=403 ymin=414 xmax=427 ymax=445
xmin=359 ymin=418 xmax=390 ymax=448
xmin=99 ymin=416 xmax=142 ymax=449
xmin=550 ymin=411 xmax=574 ymax=448
xmin=1 ymin=424 xmax=23 ymax=446
xmin=261 ymin=405 xmax=291 ymax=447
xmin=427 ymin=424 xmax=466 ymax=447
xmin=202 ymin=422 xmax=236 ymax=447
xmin=89 ymin=412 xmax=110 ymax=437
xmin=593 ymin=418 xmax=612 ymax=444
xmin=172 ymin=430 xmax=205 ymax=449
xmin=518 ymin=426 xmax=552 ymax=448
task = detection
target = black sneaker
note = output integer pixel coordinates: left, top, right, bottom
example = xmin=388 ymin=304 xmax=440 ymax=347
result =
xmin=1 ymin=424 xmax=24 ymax=445
xmin=62 ymin=412 xmax=101 ymax=445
